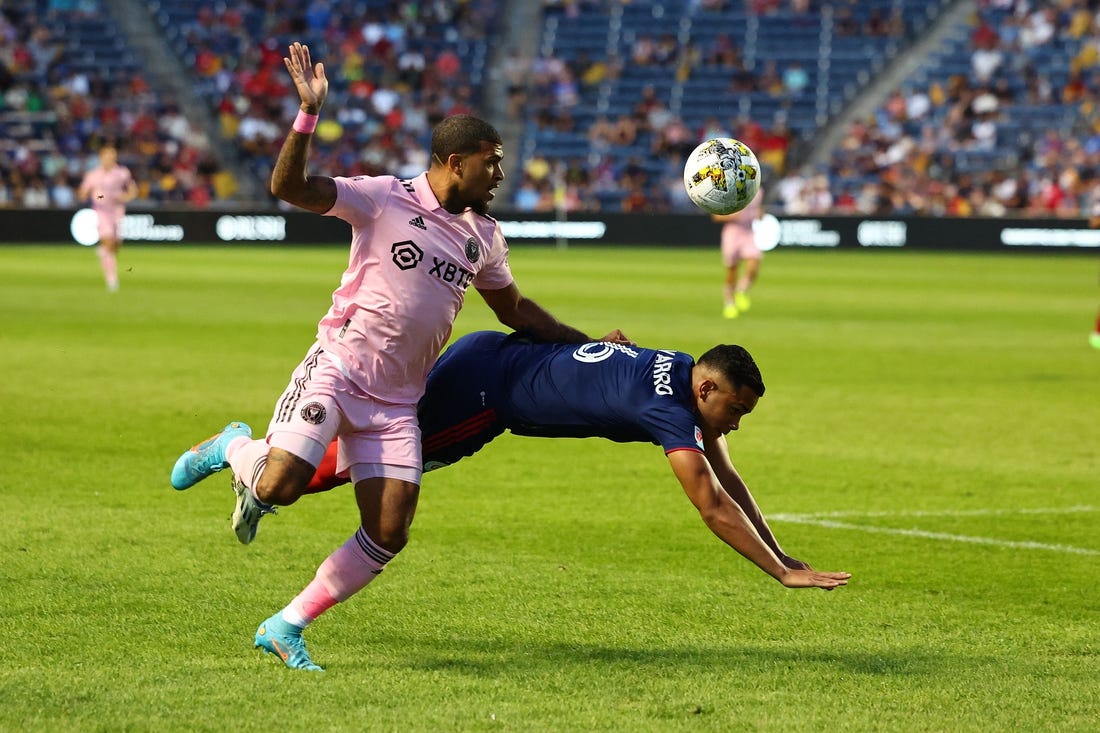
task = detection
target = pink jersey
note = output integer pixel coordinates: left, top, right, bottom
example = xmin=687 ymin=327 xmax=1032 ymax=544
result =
xmin=319 ymin=172 xmax=514 ymax=405
xmin=720 ymin=187 xmax=764 ymax=265
xmin=723 ymin=186 xmax=763 ymax=231
xmin=81 ymin=165 xmax=134 ymax=210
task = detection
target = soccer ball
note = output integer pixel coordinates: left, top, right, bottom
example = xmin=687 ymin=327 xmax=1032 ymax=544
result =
xmin=683 ymin=138 xmax=762 ymax=215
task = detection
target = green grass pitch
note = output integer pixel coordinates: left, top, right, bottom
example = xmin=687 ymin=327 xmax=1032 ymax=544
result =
xmin=1 ymin=243 xmax=1098 ymax=732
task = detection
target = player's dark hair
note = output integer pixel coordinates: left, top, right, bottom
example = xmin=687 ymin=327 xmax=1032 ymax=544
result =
xmin=697 ymin=345 xmax=765 ymax=396
xmin=431 ymin=114 xmax=503 ymax=160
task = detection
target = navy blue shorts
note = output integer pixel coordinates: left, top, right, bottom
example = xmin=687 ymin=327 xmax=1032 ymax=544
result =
xmin=417 ymin=331 xmax=510 ymax=471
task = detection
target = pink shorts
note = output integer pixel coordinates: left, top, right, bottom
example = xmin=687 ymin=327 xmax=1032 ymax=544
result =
xmin=266 ymin=344 xmax=422 ymax=484
xmin=720 ymin=224 xmax=762 ymax=266
xmin=94 ymin=205 xmax=124 ymax=240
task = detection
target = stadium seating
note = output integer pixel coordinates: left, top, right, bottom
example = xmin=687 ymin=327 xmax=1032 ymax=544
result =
xmin=521 ymin=0 xmax=950 ymax=212
xmin=144 ymin=0 xmax=500 ymax=197
xmin=0 ymin=0 xmax=234 ymax=207
xmin=801 ymin=2 xmax=1099 ymax=217
xmin=3 ymin=0 xmax=1096 ymax=218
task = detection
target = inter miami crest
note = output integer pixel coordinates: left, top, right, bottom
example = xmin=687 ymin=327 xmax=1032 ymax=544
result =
xmin=465 ymin=237 xmax=480 ymax=263
xmin=300 ymin=402 xmax=327 ymax=425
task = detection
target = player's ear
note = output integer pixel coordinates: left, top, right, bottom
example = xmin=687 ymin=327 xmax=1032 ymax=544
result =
xmin=698 ymin=378 xmax=717 ymax=400
xmin=433 ymin=152 xmax=462 ymax=173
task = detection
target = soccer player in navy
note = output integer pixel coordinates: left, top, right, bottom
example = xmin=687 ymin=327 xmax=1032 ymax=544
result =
xmin=261 ymin=331 xmax=851 ymax=591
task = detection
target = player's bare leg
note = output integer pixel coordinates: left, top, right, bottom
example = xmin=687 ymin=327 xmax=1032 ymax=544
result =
xmin=253 ymin=447 xmax=317 ymax=505
xmin=228 ymin=444 xmax=316 ymax=544
xmin=734 ymin=257 xmax=760 ymax=313
xmin=723 ymin=264 xmax=739 ymax=319
xmin=352 ymin=475 xmax=420 ymax=554
xmin=98 ymin=238 xmax=120 ymax=292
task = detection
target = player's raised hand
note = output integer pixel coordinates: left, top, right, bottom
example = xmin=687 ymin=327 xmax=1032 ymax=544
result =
xmin=780 ymin=569 xmax=851 ymax=591
xmin=284 ymin=42 xmax=328 ymax=113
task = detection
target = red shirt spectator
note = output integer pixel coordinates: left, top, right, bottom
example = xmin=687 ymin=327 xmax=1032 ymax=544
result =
xmin=971 ymin=21 xmax=999 ymax=50
xmin=434 ymin=49 xmax=461 ymax=79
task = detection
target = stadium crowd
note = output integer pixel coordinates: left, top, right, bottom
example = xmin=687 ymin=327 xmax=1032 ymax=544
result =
xmin=0 ymin=0 xmax=497 ymax=209
xmin=509 ymin=0 xmax=828 ymax=214
xmin=173 ymin=0 xmax=499 ymax=203
xmin=519 ymin=0 xmax=1100 ymax=218
xmin=777 ymin=0 xmax=1100 ymax=218
xmin=2 ymin=0 xmax=1098 ymax=218
xmin=0 ymin=0 xmax=236 ymax=209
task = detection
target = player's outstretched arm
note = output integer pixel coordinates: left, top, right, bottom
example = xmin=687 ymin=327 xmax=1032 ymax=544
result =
xmin=667 ymin=449 xmax=850 ymax=590
xmin=270 ymin=41 xmax=336 ymax=213
xmin=477 ymin=284 xmax=634 ymax=346
xmin=478 ymin=283 xmax=591 ymax=344
xmin=702 ymin=435 xmax=808 ymax=569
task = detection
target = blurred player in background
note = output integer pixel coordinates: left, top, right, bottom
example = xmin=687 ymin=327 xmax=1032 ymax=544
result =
xmin=168 ymin=42 xmax=629 ymax=672
xmin=713 ymin=186 xmax=765 ymax=319
xmin=76 ymin=145 xmax=137 ymax=292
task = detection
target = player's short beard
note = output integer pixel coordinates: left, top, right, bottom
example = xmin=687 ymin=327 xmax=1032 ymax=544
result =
xmin=472 ymin=198 xmax=490 ymax=216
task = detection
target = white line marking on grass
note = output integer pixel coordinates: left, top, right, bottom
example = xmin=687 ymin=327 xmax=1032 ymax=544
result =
xmin=779 ymin=505 xmax=1096 ymax=520
xmin=772 ymin=507 xmax=1099 ymax=556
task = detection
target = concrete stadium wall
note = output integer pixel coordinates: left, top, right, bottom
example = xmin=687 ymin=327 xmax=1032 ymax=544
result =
xmin=2 ymin=208 xmax=1099 ymax=253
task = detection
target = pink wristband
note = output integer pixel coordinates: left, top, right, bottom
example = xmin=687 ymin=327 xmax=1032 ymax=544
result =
xmin=293 ymin=110 xmax=319 ymax=134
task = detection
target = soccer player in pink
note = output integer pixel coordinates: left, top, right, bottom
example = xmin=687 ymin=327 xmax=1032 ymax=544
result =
xmin=713 ymin=186 xmax=765 ymax=319
xmin=76 ymin=145 xmax=137 ymax=292
xmin=169 ymin=42 xmax=630 ymax=672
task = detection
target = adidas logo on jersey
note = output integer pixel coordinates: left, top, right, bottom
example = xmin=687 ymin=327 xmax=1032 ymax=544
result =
xmin=408 ymin=216 xmax=426 ymax=230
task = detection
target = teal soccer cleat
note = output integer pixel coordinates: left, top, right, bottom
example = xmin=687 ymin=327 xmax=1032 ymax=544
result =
xmin=232 ymin=478 xmax=277 ymax=545
xmin=255 ymin=614 xmax=323 ymax=671
xmin=170 ymin=421 xmax=251 ymax=491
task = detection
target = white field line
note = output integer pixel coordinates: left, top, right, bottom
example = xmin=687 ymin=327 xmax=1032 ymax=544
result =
xmin=776 ymin=505 xmax=1096 ymax=520
xmin=772 ymin=506 xmax=1099 ymax=556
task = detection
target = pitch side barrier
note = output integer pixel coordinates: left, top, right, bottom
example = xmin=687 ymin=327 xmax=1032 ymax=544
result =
xmin=2 ymin=208 xmax=1099 ymax=253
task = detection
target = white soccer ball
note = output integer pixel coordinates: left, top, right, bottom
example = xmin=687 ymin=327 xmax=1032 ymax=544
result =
xmin=683 ymin=138 xmax=762 ymax=215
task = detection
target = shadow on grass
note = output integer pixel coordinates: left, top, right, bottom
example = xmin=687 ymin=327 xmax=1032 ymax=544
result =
xmin=381 ymin=639 xmax=947 ymax=678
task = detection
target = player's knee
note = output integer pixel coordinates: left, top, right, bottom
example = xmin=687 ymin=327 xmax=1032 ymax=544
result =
xmin=363 ymin=503 xmax=416 ymax=553
xmin=353 ymin=477 xmax=419 ymax=552
xmin=369 ymin=526 xmax=410 ymax=554
xmin=255 ymin=467 xmax=311 ymax=505
xmin=255 ymin=476 xmax=297 ymax=505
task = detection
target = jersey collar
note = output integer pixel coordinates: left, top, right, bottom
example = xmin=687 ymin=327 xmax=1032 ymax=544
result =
xmin=411 ymin=172 xmax=444 ymax=212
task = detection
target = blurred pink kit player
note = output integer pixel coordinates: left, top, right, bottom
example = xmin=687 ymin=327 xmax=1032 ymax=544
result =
xmin=713 ymin=186 xmax=765 ymax=319
xmin=76 ymin=146 xmax=137 ymax=292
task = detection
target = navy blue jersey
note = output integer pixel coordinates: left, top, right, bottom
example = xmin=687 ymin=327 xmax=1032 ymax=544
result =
xmin=418 ymin=331 xmax=703 ymax=469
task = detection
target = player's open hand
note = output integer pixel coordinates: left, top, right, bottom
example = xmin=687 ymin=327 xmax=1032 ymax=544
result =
xmin=780 ymin=569 xmax=851 ymax=591
xmin=284 ymin=42 xmax=328 ymax=113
